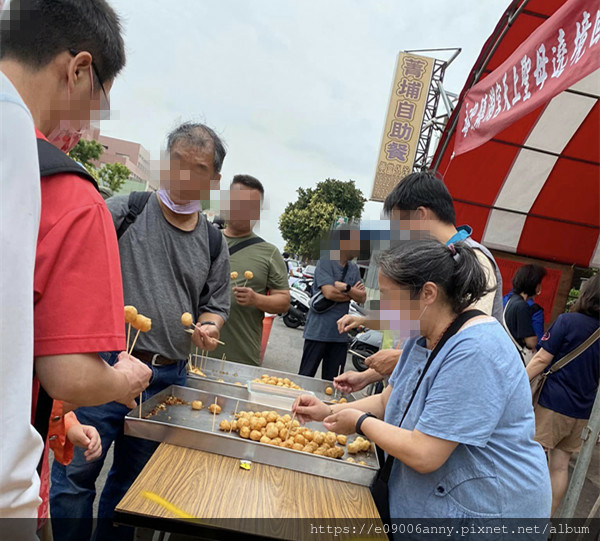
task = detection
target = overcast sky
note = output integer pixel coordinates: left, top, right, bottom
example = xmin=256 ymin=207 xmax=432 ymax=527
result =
xmin=101 ymin=0 xmax=509 ymax=250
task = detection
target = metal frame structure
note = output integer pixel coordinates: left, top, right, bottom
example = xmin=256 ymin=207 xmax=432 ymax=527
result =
xmin=404 ymin=48 xmax=461 ymax=171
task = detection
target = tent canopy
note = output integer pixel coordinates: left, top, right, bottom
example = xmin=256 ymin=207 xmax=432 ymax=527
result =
xmin=433 ymin=0 xmax=599 ymax=268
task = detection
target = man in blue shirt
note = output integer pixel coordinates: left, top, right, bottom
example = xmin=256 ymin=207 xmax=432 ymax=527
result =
xmin=299 ymin=226 xmax=366 ymax=380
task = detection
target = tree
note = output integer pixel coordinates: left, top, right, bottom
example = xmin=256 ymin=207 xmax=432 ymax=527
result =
xmin=69 ymin=139 xmax=104 ymax=168
xmin=99 ymin=162 xmax=131 ymax=193
xmin=279 ymin=179 xmax=366 ymax=260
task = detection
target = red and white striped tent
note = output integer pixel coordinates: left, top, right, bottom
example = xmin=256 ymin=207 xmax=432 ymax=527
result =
xmin=433 ymin=0 xmax=599 ymax=270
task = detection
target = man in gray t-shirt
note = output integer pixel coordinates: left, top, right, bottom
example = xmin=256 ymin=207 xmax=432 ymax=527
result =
xmin=299 ymin=227 xmax=366 ymax=380
xmin=50 ymin=123 xmax=230 ymax=541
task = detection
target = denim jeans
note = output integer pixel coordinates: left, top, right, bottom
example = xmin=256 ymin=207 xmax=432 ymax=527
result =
xmin=50 ymin=352 xmax=187 ymax=541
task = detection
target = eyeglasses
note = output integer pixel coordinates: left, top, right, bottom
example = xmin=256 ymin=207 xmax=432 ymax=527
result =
xmin=68 ymin=49 xmax=110 ymax=116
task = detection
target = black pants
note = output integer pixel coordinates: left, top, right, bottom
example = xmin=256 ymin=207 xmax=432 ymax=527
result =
xmin=299 ymin=339 xmax=347 ymax=380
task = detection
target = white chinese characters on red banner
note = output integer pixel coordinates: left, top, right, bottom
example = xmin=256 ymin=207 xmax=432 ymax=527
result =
xmin=454 ymin=0 xmax=600 ymax=156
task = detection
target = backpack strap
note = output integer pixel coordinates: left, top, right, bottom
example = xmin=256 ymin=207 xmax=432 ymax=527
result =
xmin=198 ymin=222 xmax=223 ymax=308
xmin=228 ymin=236 xmax=265 ymax=256
xmin=116 ymin=191 xmax=153 ymax=239
xmin=37 ymin=138 xmax=99 ymax=191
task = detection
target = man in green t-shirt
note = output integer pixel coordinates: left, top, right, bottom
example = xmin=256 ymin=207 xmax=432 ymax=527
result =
xmin=213 ymin=175 xmax=290 ymax=365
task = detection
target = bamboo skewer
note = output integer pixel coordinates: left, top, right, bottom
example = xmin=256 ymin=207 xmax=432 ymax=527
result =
xmin=128 ymin=329 xmax=141 ymax=356
xmin=211 ymin=397 xmax=218 ymax=432
xmin=335 ymin=365 xmax=342 ymax=401
xmin=284 ymin=410 xmax=297 ymax=442
xmin=126 ymin=323 xmax=132 ymax=352
xmin=139 ymin=392 xmax=143 ymax=419
xmin=183 ymin=327 xmax=225 ymax=345
xmin=229 ymin=400 xmax=240 ymax=434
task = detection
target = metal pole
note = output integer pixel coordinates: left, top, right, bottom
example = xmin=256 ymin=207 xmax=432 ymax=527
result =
xmin=554 ymin=388 xmax=600 ymax=541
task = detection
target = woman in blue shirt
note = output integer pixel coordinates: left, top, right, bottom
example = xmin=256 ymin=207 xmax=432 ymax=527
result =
xmin=526 ymin=275 xmax=599 ymax=516
xmin=294 ymin=239 xmax=550 ymax=524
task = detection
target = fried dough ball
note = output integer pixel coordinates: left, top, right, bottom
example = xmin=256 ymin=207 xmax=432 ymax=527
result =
xmin=260 ymin=435 xmax=271 ymax=444
xmin=250 ymin=417 xmax=261 ymax=431
xmin=313 ymin=448 xmax=325 ymax=456
xmin=249 ymin=430 xmax=262 ymax=441
xmin=347 ymin=442 xmax=360 ymax=454
xmin=316 ymin=446 xmax=329 ymax=455
xmin=239 ymin=427 xmax=251 ymax=439
xmin=324 ymin=433 xmax=337 ymax=446
xmin=292 ymin=420 xmax=300 ymax=428
xmin=234 ymin=382 xmax=243 ymax=386
xmin=231 ymin=420 xmax=238 ymax=431
xmin=257 ymin=417 xmax=267 ymax=428
xmin=303 ymin=430 xmax=314 ymax=442
xmin=330 ymin=399 xmax=338 ymax=404
xmin=355 ymin=438 xmax=371 ymax=452
xmin=282 ymin=414 xmax=291 ymax=422
xmin=346 ymin=457 xmax=356 ymax=463
xmin=294 ymin=434 xmax=307 ymax=446
xmin=321 ymin=442 xmax=332 ymax=450
xmin=302 ymin=445 xmax=315 ymax=454
xmin=279 ymin=428 xmax=289 ymax=440
xmin=275 ymin=421 xmax=285 ymax=430
xmin=230 ymin=271 xmax=239 ymax=280
xmin=237 ymin=418 xmax=250 ymax=429
xmin=267 ymin=438 xmax=279 ymax=445
xmin=339 ymin=397 xmax=348 ymax=403
xmin=358 ymin=460 xmax=368 ymax=466
xmin=266 ymin=425 xmax=279 ymax=439
xmin=181 ymin=312 xmax=194 ymax=327
xmin=284 ymin=439 xmax=295 ymax=449
xmin=337 ymin=435 xmax=347 ymax=446
xmin=325 ymin=387 xmax=333 ymax=396
xmin=191 ymin=400 xmax=203 ymax=410
xmin=325 ymin=447 xmax=344 ymax=459
xmin=208 ymin=404 xmax=221 ymax=414
xmin=124 ymin=306 xmax=138 ymax=323
xmin=292 ymin=443 xmax=304 ymax=451
xmin=219 ymin=420 xmax=231 ymax=431
xmin=266 ymin=412 xmax=278 ymax=423
xmin=244 ymin=270 xmax=253 ymax=280
xmin=313 ymin=432 xmax=325 ymax=446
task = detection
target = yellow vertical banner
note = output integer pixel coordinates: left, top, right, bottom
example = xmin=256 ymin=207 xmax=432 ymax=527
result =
xmin=371 ymin=53 xmax=435 ymax=202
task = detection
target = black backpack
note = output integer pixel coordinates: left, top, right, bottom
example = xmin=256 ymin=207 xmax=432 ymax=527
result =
xmin=33 ymin=140 xmax=222 ymax=463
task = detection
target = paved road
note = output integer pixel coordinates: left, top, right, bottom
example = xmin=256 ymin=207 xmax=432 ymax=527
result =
xmin=51 ymin=316 xmax=599 ymax=520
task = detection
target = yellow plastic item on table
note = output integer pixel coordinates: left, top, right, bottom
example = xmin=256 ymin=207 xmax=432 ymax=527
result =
xmin=141 ymin=490 xmax=194 ymax=519
xmin=239 ymin=460 xmax=252 ymax=471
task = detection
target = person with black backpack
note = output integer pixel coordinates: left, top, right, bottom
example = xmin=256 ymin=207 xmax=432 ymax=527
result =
xmin=0 ymin=0 xmax=152 ymax=535
xmin=212 ymin=175 xmax=290 ymax=365
xmin=50 ymin=122 xmax=231 ymax=541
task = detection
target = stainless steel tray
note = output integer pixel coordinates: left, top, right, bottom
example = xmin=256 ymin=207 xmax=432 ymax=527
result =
xmin=125 ymin=385 xmax=378 ymax=487
xmin=186 ymin=356 xmax=354 ymax=406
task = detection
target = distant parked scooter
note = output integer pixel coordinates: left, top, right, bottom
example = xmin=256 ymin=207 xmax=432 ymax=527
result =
xmin=283 ymin=284 xmax=311 ymax=328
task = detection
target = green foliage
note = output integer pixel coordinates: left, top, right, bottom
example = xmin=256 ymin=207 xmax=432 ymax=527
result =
xmin=279 ymin=178 xmax=365 ymax=259
xmin=83 ymin=162 xmax=100 ymax=182
xmin=99 ymin=162 xmax=131 ymax=193
xmin=69 ymin=139 xmax=104 ymax=167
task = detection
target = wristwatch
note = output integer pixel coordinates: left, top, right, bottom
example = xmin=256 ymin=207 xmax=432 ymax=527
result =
xmin=355 ymin=412 xmax=377 ymax=436
xmin=344 ymin=283 xmax=351 ymax=293
xmin=199 ymin=321 xmax=217 ymax=327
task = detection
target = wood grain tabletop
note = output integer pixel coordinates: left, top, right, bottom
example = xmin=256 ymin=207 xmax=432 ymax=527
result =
xmin=116 ymin=443 xmax=386 ymax=540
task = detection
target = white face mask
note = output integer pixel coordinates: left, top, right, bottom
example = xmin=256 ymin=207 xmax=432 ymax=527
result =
xmin=378 ymin=303 xmax=429 ymax=343
xmin=157 ymin=189 xmax=202 ymax=214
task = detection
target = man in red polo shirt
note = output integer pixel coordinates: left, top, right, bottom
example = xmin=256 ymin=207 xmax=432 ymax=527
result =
xmin=0 ymin=0 xmax=152 ymax=528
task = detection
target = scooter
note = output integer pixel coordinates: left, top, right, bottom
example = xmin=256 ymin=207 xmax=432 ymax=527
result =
xmin=348 ymin=329 xmax=382 ymax=371
xmin=282 ymin=286 xmax=311 ymax=328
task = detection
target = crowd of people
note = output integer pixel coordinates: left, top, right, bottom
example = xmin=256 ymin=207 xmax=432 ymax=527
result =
xmin=1 ymin=1 xmax=599 ymax=540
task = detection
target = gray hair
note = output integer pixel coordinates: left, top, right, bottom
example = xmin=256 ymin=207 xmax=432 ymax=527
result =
xmin=376 ymin=238 xmax=491 ymax=314
xmin=166 ymin=122 xmax=227 ymax=173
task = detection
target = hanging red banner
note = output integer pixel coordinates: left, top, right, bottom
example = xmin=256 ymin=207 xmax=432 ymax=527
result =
xmin=454 ymin=0 xmax=600 ymax=156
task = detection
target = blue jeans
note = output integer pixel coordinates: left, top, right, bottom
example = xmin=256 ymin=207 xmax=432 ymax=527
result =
xmin=50 ymin=352 xmax=187 ymax=541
